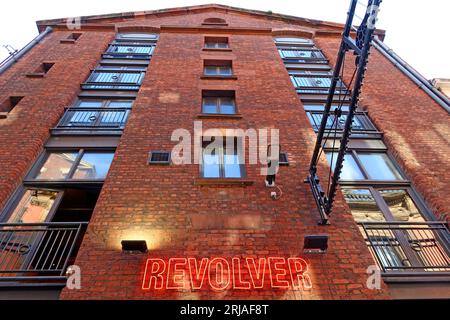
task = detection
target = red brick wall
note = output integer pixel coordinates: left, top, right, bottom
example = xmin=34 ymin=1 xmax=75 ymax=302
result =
xmin=316 ymin=36 xmax=450 ymax=223
xmin=58 ymin=24 xmax=389 ymax=299
xmin=0 ymin=30 xmax=114 ymax=210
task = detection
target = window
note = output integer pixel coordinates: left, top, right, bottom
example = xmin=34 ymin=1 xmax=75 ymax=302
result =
xmin=201 ymin=138 xmax=244 ymax=178
xmin=326 ymin=151 xmax=403 ymax=181
xmin=106 ymin=44 xmax=154 ymax=56
xmin=204 ymin=37 xmax=229 ymax=49
xmin=303 ymin=104 xmax=378 ymax=134
xmin=274 ymin=37 xmax=313 ymax=45
xmin=203 ymin=60 xmax=232 ymax=76
xmin=75 ymin=99 xmax=133 ymax=108
xmin=31 ymin=150 xmax=114 ymax=181
xmin=279 ymin=49 xmax=324 ymax=59
xmin=0 ymin=96 xmax=24 ymax=117
xmin=202 ymin=91 xmax=236 ymax=114
xmin=116 ymin=33 xmax=158 ymax=41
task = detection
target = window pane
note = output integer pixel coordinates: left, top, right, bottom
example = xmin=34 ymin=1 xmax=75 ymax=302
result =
xmin=202 ymin=153 xmax=220 ymax=178
xmin=219 ymin=98 xmax=235 ymax=114
xmin=77 ymin=100 xmax=103 ymax=108
xmin=358 ymin=153 xmax=402 ymax=180
xmin=342 ymin=189 xmax=386 ymax=222
xmin=204 ymin=66 xmax=217 ymax=75
xmin=202 ymin=98 xmax=218 ymax=114
xmin=326 ymin=152 xmax=365 ymax=180
xmin=218 ymin=67 xmax=232 ymax=76
xmin=107 ymin=100 xmax=133 ymax=108
xmin=35 ymin=152 xmax=78 ymax=180
xmin=72 ymin=152 xmax=114 ymax=180
xmin=379 ymin=190 xmax=425 ymax=222
xmin=7 ymin=190 xmax=59 ymax=223
xmin=224 ymin=154 xmax=242 ymax=178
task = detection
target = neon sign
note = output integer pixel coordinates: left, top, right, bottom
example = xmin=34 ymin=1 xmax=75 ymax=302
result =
xmin=142 ymin=257 xmax=312 ymax=291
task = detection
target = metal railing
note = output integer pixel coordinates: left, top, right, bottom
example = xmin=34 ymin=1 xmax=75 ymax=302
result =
xmin=358 ymin=222 xmax=450 ymax=276
xmin=0 ymin=222 xmax=87 ymax=282
xmin=55 ymin=107 xmax=130 ymax=130
xmin=307 ymin=111 xmax=379 ymax=135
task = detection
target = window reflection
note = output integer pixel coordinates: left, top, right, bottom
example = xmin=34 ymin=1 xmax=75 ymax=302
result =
xmin=326 ymin=152 xmax=365 ymax=180
xmin=35 ymin=153 xmax=78 ymax=180
xmin=72 ymin=152 xmax=114 ymax=180
xmin=358 ymin=153 xmax=402 ymax=180
xmin=379 ymin=189 xmax=425 ymax=222
xmin=7 ymin=189 xmax=58 ymax=223
xmin=342 ymin=189 xmax=386 ymax=222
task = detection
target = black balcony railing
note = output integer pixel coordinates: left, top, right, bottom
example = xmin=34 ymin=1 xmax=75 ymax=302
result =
xmin=306 ymin=111 xmax=380 ymax=136
xmin=54 ymin=107 xmax=130 ymax=132
xmin=0 ymin=222 xmax=87 ymax=282
xmin=358 ymin=222 xmax=450 ymax=277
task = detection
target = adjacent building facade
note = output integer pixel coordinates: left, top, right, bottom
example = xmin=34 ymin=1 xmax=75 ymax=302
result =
xmin=0 ymin=4 xmax=449 ymax=300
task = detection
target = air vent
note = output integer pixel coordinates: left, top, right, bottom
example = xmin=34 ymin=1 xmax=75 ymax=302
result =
xmin=148 ymin=151 xmax=171 ymax=165
xmin=279 ymin=152 xmax=289 ymax=166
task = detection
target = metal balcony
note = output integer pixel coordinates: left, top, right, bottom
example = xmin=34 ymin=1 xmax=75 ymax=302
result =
xmin=53 ymin=107 xmax=130 ymax=134
xmin=358 ymin=222 xmax=450 ymax=278
xmin=0 ymin=222 xmax=87 ymax=283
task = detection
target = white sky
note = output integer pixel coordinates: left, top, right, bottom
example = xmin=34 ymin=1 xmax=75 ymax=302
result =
xmin=1 ymin=0 xmax=449 ymax=79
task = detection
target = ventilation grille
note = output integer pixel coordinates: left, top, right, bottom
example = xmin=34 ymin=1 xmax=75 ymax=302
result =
xmin=148 ymin=151 xmax=171 ymax=165
xmin=279 ymin=152 xmax=289 ymax=166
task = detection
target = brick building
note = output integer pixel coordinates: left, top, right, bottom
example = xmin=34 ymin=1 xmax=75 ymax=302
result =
xmin=0 ymin=4 xmax=449 ymax=300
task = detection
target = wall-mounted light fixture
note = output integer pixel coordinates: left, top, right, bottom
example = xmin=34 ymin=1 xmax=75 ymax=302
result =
xmin=303 ymin=234 xmax=328 ymax=253
xmin=121 ymin=240 xmax=148 ymax=253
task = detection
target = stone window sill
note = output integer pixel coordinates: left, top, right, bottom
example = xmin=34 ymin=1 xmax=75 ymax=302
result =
xmin=60 ymin=39 xmax=76 ymax=44
xmin=200 ymin=75 xmax=237 ymax=80
xmin=202 ymin=48 xmax=232 ymax=52
xmin=193 ymin=178 xmax=254 ymax=186
xmin=26 ymin=73 xmax=45 ymax=78
xmin=196 ymin=113 xmax=242 ymax=119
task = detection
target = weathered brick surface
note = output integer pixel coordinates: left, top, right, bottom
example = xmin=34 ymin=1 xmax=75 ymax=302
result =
xmin=55 ymin=12 xmax=389 ymax=300
xmin=5 ymin=6 xmax=446 ymax=300
xmin=0 ymin=30 xmax=114 ymax=211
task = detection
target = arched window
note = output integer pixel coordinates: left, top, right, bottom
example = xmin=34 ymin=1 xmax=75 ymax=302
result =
xmin=202 ymin=18 xmax=227 ymax=26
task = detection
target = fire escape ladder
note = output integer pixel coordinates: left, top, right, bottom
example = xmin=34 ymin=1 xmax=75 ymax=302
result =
xmin=308 ymin=0 xmax=382 ymax=225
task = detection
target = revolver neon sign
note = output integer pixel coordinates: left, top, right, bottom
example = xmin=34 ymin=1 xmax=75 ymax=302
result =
xmin=142 ymin=257 xmax=312 ymax=291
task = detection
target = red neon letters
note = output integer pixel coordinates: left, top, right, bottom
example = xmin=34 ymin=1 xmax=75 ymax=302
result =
xmin=142 ymin=257 xmax=312 ymax=291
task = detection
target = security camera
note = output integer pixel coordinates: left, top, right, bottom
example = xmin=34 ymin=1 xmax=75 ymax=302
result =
xmin=270 ymin=191 xmax=277 ymax=200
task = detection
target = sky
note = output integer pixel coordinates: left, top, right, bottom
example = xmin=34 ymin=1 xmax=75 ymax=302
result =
xmin=1 ymin=0 xmax=449 ymax=79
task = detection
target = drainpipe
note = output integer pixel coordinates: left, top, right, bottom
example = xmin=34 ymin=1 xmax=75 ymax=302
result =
xmin=0 ymin=26 xmax=53 ymax=75
xmin=372 ymin=37 xmax=450 ymax=114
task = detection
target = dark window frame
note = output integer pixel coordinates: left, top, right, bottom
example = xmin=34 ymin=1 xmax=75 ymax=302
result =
xmin=200 ymin=137 xmax=246 ymax=179
xmin=24 ymin=148 xmax=116 ymax=184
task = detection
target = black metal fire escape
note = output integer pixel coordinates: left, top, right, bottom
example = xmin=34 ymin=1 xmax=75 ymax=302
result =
xmin=308 ymin=0 xmax=382 ymax=225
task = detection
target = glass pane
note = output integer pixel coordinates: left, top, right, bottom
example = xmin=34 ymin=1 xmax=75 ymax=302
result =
xmin=107 ymin=100 xmax=133 ymax=108
xmin=202 ymin=153 xmax=220 ymax=178
xmin=358 ymin=153 xmax=402 ymax=180
xmin=326 ymin=152 xmax=365 ymax=180
xmin=217 ymin=43 xmax=229 ymax=48
xmin=224 ymin=154 xmax=242 ymax=178
xmin=204 ymin=66 xmax=218 ymax=75
xmin=35 ymin=152 xmax=78 ymax=180
xmin=218 ymin=67 xmax=232 ymax=76
xmin=7 ymin=190 xmax=59 ymax=223
xmin=77 ymin=100 xmax=103 ymax=108
xmin=219 ymin=98 xmax=235 ymax=114
xmin=342 ymin=189 xmax=386 ymax=222
xmin=379 ymin=190 xmax=425 ymax=222
xmin=202 ymin=98 xmax=218 ymax=114
xmin=72 ymin=152 xmax=114 ymax=180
